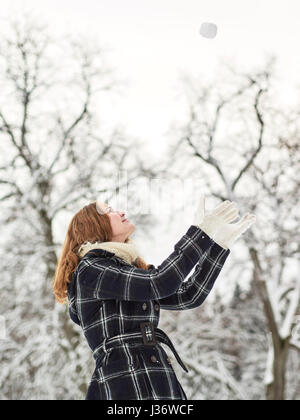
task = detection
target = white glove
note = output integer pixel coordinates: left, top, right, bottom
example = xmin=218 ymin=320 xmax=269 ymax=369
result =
xmin=212 ymin=212 xmax=257 ymax=250
xmin=193 ymin=196 xmax=239 ymax=238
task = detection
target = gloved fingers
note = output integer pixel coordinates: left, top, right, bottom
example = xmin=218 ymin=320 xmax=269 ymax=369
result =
xmin=212 ymin=201 xmax=238 ymax=217
xmin=224 ymin=206 xmax=239 ymax=218
xmin=211 ymin=200 xmax=236 ymax=217
xmin=238 ymin=213 xmax=256 ymax=223
xmin=223 ymin=207 xmax=239 ymax=222
xmin=211 ymin=200 xmax=232 ymax=216
xmin=236 ymin=213 xmax=256 ymax=232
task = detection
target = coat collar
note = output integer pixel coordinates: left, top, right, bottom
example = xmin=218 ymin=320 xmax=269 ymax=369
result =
xmin=77 ymin=238 xmax=140 ymax=265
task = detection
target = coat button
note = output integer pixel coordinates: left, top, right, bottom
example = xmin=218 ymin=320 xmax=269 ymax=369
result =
xmin=142 ymin=303 xmax=147 ymax=310
xmin=154 ymin=304 xmax=160 ymax=311
xmin=166 ymin=357 xmax=172 ymax=364
xmin=150 ymin=355 xmax=157 ymax=363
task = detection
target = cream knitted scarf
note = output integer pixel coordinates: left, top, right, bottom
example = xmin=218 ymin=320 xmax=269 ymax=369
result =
xmin=77 ymin=237 xmax=140 ymax=265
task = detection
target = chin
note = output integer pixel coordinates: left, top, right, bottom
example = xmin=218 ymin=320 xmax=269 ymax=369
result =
xmin=129 ymin=223 xmax=135 ymax=232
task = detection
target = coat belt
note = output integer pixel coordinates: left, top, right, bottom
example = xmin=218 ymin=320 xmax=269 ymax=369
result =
xmin=92 ymin=322 xmax=189 ymax=373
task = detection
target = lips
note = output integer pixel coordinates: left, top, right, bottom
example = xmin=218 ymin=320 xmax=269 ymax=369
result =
xmin=122 ymin=218 xmax=128 ymax=223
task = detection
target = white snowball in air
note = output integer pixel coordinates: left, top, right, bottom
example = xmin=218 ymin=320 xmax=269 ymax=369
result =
xmin=200 ymin=22 xmax=218 ymax=38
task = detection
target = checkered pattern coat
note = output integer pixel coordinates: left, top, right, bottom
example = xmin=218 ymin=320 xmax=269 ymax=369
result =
xmin=67 ymin=225 xmax=231 ymax=400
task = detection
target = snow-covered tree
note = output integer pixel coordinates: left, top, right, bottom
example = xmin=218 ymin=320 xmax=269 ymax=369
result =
xmin=160 ymin=58 xmax=300 ymax=400
xmin=0 ymin=12 xmax=161 ymax=399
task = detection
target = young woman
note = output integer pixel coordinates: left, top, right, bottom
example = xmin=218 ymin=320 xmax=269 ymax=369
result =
xmin=53 ymin=198 xmax=256 ymax=400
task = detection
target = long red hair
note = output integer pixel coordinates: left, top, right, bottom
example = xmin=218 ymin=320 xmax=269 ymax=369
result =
xmin=52 ymin=201 xmax=150 ymax=304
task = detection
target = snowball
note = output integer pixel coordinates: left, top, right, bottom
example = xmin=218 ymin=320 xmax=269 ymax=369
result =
xmin=200 ymin=22 xmax=218 ymax=39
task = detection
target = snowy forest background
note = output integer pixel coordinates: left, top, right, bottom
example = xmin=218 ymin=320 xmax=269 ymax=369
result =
xmin=0 ymin=6 xmax=299 ymax=400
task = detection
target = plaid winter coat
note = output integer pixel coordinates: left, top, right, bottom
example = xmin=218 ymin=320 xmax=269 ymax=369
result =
xmin=67 ymin=225 xmax=231 ymax=400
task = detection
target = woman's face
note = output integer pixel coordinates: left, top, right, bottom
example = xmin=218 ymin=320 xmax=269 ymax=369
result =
xmin=96 ymin=202 xmax=135 ymax=242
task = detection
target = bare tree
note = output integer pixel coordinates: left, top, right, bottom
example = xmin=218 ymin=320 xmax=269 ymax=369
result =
xmin=162 ymin=56 xmax=300 ymax=400
xmin=248 ymin=120 xmax=300 ymax=400
xmin=0 ymin=12 xmax=163 ymax=399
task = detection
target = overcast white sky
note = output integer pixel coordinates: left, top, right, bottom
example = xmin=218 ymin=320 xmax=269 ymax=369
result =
xmin=1 ymin=0 xmax=300 ymax=161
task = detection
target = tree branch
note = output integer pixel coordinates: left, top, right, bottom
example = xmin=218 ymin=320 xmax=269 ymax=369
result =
xmin=249 ymin=247 xmax=281 ymax=344
xmin=232 ymin=87 xmax=266 ymax=191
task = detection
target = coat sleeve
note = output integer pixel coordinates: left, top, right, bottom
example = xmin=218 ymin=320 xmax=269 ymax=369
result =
xmin=157 ymin=241 xmax=231 ymax=310
xmin=78 ymin=225 xmax=216 ymax=301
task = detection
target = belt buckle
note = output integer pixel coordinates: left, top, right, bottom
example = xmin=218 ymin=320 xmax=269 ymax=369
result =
xmin=140 ymin=322 xmax=157 ymax=346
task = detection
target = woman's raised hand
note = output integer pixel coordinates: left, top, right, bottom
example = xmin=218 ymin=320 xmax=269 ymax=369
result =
xmin=193 ymin=196 xmax=239 ymax=238
xmin=212 ymin=212 xmax=256 ymax=250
